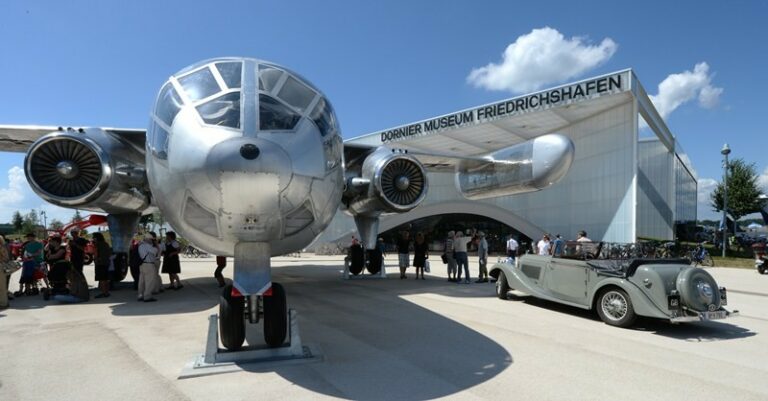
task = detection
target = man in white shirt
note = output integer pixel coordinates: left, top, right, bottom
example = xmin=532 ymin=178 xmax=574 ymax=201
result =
xmin=506 ymin=236 xmax=519 ymax=265
xmin=137 ymin=234 xmax=159 ymax=302
xmin=453 ymin=231 xmax=472 ymax=284
xmin=537 ymin=234 xmax=551 ymax=256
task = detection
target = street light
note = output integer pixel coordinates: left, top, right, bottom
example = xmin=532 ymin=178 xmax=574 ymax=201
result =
xmin=40 ymin=210 xmax=47 ymax=232
xmin=721 ymin=143 xmax=731 ymax=258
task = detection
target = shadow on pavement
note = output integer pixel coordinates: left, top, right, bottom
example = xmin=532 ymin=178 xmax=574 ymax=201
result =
xmin=237 ymin=264 xmax=513 ymax=400
xmin=640 ymin=319 xmax=756 ymax=341
xmin=507 ymin=292 xmax=754 ymax=342
xmin=110 ymin=277 xmax=221 ymax=316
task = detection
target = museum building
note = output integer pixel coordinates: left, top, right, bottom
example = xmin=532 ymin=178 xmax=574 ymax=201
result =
xmin=317 ymin=69 xmax=697 ymax=249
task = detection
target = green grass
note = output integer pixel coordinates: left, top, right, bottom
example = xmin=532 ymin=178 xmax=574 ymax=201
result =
xmin=711 ymin=256 xmax=757 ymax=269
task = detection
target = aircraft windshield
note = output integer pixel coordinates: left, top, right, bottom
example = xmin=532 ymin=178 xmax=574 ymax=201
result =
xmin=216 ymin=62 xmax=242 ymax=89
xmin=258 ymin=65 xmax=282 ymax=92
xmin=310 ymin=98 xmax=337 ymax=137
xmin=155 ymin=83 xmax=183 ymax=126
xmin=277 ymin=76 xmax=315 ymax=113
xmin=179 ymin=67 xmax=220 ymax=101
xmin=259 ymin=94 xmax=300 ymax=130
xmin=196 ymin=92 xmax=241 ymax=129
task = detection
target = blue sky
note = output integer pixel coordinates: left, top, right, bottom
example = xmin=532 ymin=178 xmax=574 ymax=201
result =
xmin=1 ymin=0 xmax=766 ymax=223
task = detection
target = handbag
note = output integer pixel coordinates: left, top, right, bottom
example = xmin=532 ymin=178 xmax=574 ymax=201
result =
xmin=424 ymin=259 xmax=431 ymax=273
xmin=441 ymin=253 xmax=448 ymax=264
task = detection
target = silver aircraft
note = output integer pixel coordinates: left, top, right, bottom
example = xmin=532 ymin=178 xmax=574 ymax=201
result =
xmin=0 ymin=57 xmax=575 ymax=350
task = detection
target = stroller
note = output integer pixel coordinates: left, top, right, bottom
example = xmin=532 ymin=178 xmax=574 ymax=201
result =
xmin=15 ymin=259 xmax=47 ymax=297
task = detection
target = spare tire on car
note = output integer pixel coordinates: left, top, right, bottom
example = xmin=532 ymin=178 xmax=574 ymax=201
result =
xmin=676 ymin=267 xmax=721 ymax=312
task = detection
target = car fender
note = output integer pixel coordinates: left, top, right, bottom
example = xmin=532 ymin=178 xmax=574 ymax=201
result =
xmin=588 ymin=278 xmax=671 ymax=319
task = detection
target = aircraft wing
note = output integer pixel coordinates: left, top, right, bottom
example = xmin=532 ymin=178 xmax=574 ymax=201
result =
xmin=0 ymin=125 xmax=146 ymax=153
xmin=343 ymin=142 xmax=490 ymax=173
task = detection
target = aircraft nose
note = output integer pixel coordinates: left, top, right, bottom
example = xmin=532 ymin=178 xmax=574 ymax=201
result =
xmin=206 ymin=138 xmax=292 ymax=192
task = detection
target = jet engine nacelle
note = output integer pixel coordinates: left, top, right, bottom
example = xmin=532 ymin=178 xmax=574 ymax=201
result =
xmin=24 ymin=128 xmax=149 ymax=214
xmin=455 ymin=134 xmax=575 ymax=200
xmin=342 ymin=147 xmax=428 ymax=248
xmin=343 ymin=147 xmax=428 ymax=216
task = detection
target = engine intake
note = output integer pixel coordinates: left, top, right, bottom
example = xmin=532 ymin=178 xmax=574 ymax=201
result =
xmin=24 ymin=129 xmax=149 ymax=213
xmin=26 ymin=134 xmax=110 ymax=205
xmin=377 ymin=156 xmax=426 ymax=211
xmin=343 ymin=149 xmax=428 ymax=217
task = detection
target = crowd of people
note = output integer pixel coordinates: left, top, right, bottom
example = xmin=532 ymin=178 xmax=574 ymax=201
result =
xmin=389 ymin=228 xmax=593 ymax=283
xmin=0 ymin=229 xmax=191 ymax=308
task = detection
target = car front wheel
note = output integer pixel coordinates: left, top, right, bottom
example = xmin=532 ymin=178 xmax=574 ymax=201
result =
xmin=596 ymin=288 xmax=636 ymax=328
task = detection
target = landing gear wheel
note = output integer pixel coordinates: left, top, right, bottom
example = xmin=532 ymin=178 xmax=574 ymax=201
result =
xmin=349 ymin=245 xmax=364 ymax=275
xmin=496 ymin=271 xmax=510 ymax=300
xmin=596 ymin=288 xmax=636 ymax=328
xmin=219 ymin=284 xmax=245 ymax=351
xmin=263 ymin=282 xmax=287 ymax=347
xmin=366 ymin=249 xmax=382 ymax=274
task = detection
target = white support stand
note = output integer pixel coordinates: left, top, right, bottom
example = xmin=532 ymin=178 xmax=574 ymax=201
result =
xmin=343 ymin=256 xmax=387 ymax=280
xmin=179 ymin=309 xmax=321 ymax=378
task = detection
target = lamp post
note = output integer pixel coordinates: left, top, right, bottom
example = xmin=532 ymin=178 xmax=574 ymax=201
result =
xmin=721 ymin=143 xmax=731 ymax=258
xmin=40 ymin=210 xmax=47 ymax=232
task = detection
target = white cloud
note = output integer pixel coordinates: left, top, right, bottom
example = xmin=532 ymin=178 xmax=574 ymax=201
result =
xmin=696 ymin=177 xmax=721 ymax=220
xmin=648 ymin=62 xmax=723 ymax=121
xmin=759 ymin=166 xmax=768 ymax=193
xmin=467 ymin=27 xmax=618 ymax=93
xmin=0 ymin=166 xmax=25 ymax=204
xmin=0 ymin=165 xmax=76 ymax=225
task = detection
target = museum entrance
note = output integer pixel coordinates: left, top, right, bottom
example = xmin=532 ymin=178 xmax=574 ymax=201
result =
xmin=379 ymin=213 xmax=532 ymax=255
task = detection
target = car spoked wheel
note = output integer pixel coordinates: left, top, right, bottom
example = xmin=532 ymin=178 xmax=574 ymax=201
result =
xmin=596 ymin=288 xmax=636 ymax=327
xmin=496 ymin=271 xmax=510 ymax=300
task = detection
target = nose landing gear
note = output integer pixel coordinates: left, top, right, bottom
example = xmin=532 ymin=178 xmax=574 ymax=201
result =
xmin=218 ymin=282 xmax=288 ymax=351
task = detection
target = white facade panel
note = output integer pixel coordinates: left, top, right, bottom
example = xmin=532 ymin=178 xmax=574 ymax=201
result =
xmin=637 ymin=139 xmax=674 ymax=239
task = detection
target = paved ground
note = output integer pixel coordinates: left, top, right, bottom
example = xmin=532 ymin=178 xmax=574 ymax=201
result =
xmin=1 ymin=254 xmax=767 ymax=401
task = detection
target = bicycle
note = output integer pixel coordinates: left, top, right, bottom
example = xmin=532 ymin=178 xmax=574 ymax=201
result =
xmin=690 ymin=242 xmax=714 ymax=267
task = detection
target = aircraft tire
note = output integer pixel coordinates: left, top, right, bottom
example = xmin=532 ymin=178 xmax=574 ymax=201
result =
xmin=349 ymin=245 xmax=364 ymax=275
xmin=366 ymin=249 xmax=382 ymax=274
xmin=263 ymin=282 xmax=288 ymax=347
xmin=219 ymin=284 xmax=245 ymax=351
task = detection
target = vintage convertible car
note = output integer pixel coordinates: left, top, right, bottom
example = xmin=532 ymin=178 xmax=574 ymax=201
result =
xmin=489 ymin=242 xmax=738 ymax=327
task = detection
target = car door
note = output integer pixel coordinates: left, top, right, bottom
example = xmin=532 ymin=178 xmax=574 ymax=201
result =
xmin=544 ymin=257 xmax=589 ymax=305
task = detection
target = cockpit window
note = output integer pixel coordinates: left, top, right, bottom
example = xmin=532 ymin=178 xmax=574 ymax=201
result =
xmin=196 ymin=92 xmax=241 ymax=129
xmin=150 ymin=121 xmax=169 ymax=160
xmin=309 ymin=97 xmax=337 ymax=137
xmin=258 ymin=65 xmax=282 ymax=92
xmin=178 ymin=67 xmax=220 ymax=101
xmin=216 ymin=62 xmax=242 ymax=89
xmin=259 ymin=94 xmax=300 ymax=130
xmin=277 ymin=76 xmax=315 ymax=112
xmin=155 ymin=83 xmax=183 ymax=127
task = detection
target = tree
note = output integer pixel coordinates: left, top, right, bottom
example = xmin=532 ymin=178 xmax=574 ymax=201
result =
xmin=21 ymin=209 xmax=39 ymax=235
xmin=72 ymin=210 xmax=83 ymax=223
xmin=50 ymin=218 xmax=65 ymax=231
xmin=710 ymin=158 xmax=766 ymax=221
xmin=11 ymin=211 xmax=23 ymax=232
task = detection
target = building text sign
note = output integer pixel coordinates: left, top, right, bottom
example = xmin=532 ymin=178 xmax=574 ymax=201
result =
xmin=378 ymin=71 xmax=628 ymax=143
